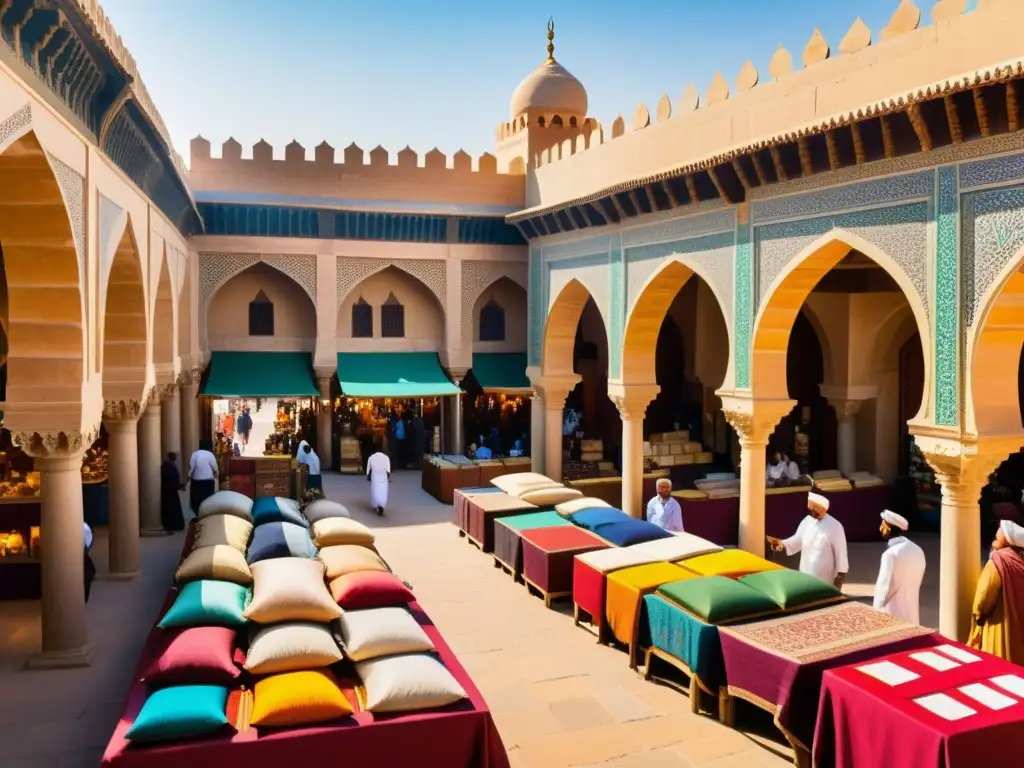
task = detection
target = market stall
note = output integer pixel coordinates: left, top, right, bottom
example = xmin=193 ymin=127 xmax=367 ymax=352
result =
xmin=461 ymin=352 xmax=531 ymax=458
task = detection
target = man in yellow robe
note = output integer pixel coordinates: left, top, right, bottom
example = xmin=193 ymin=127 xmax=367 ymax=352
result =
xmin=968 ymin=520 xmax=1024 ymax=663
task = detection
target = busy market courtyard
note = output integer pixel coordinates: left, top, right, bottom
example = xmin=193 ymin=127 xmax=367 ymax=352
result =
xmin=0 ymin=472 xmax=943 ymax=768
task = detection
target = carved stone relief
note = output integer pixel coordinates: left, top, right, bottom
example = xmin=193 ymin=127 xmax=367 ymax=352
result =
xmin=199 ymin=252 xmax=318 ymax=311
xmin=335 ymin=256 xmax=446 ymax=312
xmin=459 ymin=260 xmax=527 ymax=348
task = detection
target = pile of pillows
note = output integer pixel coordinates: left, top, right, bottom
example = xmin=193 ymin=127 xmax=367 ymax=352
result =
xmin=491 ymin=471 xmax=585 ymax=507
xmin=126 ymin=492 xmax=469 ymax=746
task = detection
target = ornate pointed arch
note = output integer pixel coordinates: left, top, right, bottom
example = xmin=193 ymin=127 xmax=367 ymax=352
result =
xmin=461 ymin=264 xmax=528 ymax=347
xmin=336 ymin=256 xmax=446 ymax=313
xmin=100 ymin=213 xmax=148 ymax=403
xmin=542 ymin=278 xmax=610 ymax=378
xmin=152 ymin=248 xmax=175 ymax=366
xmin=200 ymin=253 xmax=317 ymax=314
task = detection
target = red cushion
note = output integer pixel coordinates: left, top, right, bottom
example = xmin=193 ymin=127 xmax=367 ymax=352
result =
xmin=520 ymin=526 xmax=605 ymax=552
xmin=329 ymin=571 xmax=414 ymax=610
xmin=141 ymin=626 xmax=242 ymax=688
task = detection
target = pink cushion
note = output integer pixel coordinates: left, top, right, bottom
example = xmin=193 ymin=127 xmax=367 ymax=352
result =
xmin=141 ymin=626 xmax=242 ymax=688
xmin=329 ymin=571 xmax=414 ymax=610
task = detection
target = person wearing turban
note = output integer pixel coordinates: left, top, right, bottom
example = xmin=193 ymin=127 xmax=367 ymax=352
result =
xmin=968 ymin=519 xmax=1024 ymax=663
xmin=767 ymin=492 xmax=849 ymax=589
xmin=873 ymin=511 xmax=926 ymax=624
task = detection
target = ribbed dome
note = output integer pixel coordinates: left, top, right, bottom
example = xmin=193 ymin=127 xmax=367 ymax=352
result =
xmin=510 ymin=58 xmax=588 ymax=119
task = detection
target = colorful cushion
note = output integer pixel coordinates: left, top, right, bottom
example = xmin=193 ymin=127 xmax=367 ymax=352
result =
xmin=251 ymin=496 xmax=307 ymax=527
xmin=684 ymin=550 xmax=785 ymax=579
xmin=197 ymin=491 xmax=253 ymax=522
xmin=555 ymin=496 xmax=612 ymax=517
xmin=491 ymin=472 xmax=557 ymax=495
xmin=495 ymin=510 xmax=571 ymax=532
xmin=592 ymin=519 xmax=674 ymax=547
xmin=657 ymin=575 xmax=779 ymax=623
xmin=738 ymin=569 xmax=845 ymax=610
xmin=519 ymin=487 xmax=584 ymax=506
xmin=339 ymin=607 xmax=435 ymax=662
xmin=244 ymin=622 xmax=344 ymax=675
xmin=141 ymin=626 xmax=240 ymax=687
xmin=605 ymin=563 xmax=699 ymax=647
xmin=329 ymin=571 xmax=415 ymax=610
xmin=158 ymin=580 xmax=250 ymax=629
xmin=520 ymin=525 xmax=607 ymax=553
xmin=628 ymin=532 xmax=723 ymax=561
xmin=250 ymin=669 xmax=354 ymax=727
xmin=357 ymin=653 xmax=468 ymax=713
xmin=247 ymin=522 xmax=317 ymax=565
xmin=192 ymin=514 xmax=253 ymax=553
xmin=311 ymin=517 xmax=375 ymax=548
xmin=303 ymin=499 xmax=351 ymax=524
xmin=176 ymin=545 xmax=253 ymax=586
xmin=125 ymin=685 xmax=230 ymax=743
xmin=574 ymin=546 xmax=658 ymax=574
xmin=318 ymin=545 xmax=388 ymax=580
xmin=245 ymin=558 xmax=342 ymax=624
xmin=569 ymin=507 xmax=630 ymax=530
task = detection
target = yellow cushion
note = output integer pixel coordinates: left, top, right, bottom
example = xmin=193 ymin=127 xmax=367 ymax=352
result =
xmin=250 ymin=669 xmax=354 ymax=727
xmin=176 ymin=545 xmax=252 ymax=586
xmin=311 ymin=517 xmax=375 ymax=548
xmin=684 ymin=550 xmax=785 ymax=579
xmin=604 ymin=562 xmax=698 ymax=648
xmin=671 ymin=489 xmax=708 ymax=501
xmin=192 ymin=515 xmax=253 ymax=553
xmin=519 ymin=487 xmax=583 ymax=506
xmin=317 ymin=545 xmax=388 ymax=580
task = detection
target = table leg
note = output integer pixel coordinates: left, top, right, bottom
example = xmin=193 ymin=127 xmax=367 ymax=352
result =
xmin=718 ymin=689 xmax=735 ymax=727
xmin=688 ymin=675 xmax=701 ymax=715
xmin=573 ymin=604 xmax=580 ymax=627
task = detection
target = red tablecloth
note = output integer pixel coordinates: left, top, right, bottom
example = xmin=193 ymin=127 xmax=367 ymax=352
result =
xmin=521 ymin=527 xmax=607 ymax=598
xmin=465 ymin=494 xmax=536 ymax=552
xmin=679 ymin=497 xmax=739 ymax=545
xmin=101 ymin=603 xmax=509 ymax=768
xmin=814 ymin=642 xmax=1024 ymax=768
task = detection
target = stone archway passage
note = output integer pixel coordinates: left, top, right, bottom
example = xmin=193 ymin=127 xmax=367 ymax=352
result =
xmin=101 ymin=222 xmax=148 ymax=402
xmin=969 ymin=267 xmax=1024 ymax=435
xmin=542 ymin=278 xmax=595 ymax=378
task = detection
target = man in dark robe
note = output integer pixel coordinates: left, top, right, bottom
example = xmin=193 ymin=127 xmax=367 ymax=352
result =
xmin=161 ymin=452 xmax=186 ymax=532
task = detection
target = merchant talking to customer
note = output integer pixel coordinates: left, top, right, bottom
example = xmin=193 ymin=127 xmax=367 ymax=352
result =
xmin=767 ymin=491 xmax=849 ymax=589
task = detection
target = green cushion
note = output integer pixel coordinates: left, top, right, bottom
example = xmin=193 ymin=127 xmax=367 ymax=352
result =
xmin=158 ymin=580 xmax=251 ymax=629
xmin=656 ymin=575 xmax=779 ymax=623
xmin=738 ymin=569 xmax=845 ymax=610
xmin=498 ymin=510 xmax=571 ymax=532
xmin=126 ymin=685 xmax=229 ymax=743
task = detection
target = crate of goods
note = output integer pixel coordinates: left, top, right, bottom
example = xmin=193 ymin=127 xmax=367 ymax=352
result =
xmin=668 ymin=430 xmax=690 ymax=442
xmin=694 ymin=452 xmax=713 ymax=464
xmin=653 ymin=443 xmax=671 ymax=456
xmin=683 ymin=442 xmax=702 ymax=454
xmin=228 ymin=457 xmax=255 ymax=475
xmin=254 ymin=458 xmax=294 ymax=499
xmin=580 ymin=439 xmax=602 ymax=453
xmin=339 ymin=437 xmax=361 ymax=459
xmin=658 ymin=455 xmax=676 ymax=467
xmin=649 ymin=433 xmax=665 ymax=443
xmin=228 ymin=473 xmax=254 ymax=499
xmin=642 ymin=441 xmax=652 ymax=457
xmin=580 ymin=451 xmax=603 ymax=462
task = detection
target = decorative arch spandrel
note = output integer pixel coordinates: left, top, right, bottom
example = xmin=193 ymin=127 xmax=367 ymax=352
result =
xmin=200 ymin=253 xmax=318 ymax=312
xmin=460 ymin=261 xmax=527 ymax=348
xmin=335 ymin=256 xmax=446 ymax=313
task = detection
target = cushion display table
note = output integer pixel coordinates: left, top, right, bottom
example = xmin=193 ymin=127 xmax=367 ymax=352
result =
xmin=627 ymin=532 xmax=722 ymax=563
xmin=492 ymin=511 xmax=569 ymax=579
xmin=453 ymin=487 xmax=504 ymax=537
xmin=683 ymin=549 xmax=785 ymax=579
xmin=572 ymin=547 xmax=659 ymax=640
xmin=465 ymin=493 xmax=537 ymax=552
xmin=520 ymin=527 xmax=608 ymax=608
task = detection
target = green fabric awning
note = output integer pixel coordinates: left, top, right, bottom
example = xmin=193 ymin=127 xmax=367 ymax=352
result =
xmin=201 ymin=351 xmax=319 ymax=398
xmin=470 ymin=352 xmax=531 ymax=392
xmin=336 ymin=352 xmax=461 ymax=398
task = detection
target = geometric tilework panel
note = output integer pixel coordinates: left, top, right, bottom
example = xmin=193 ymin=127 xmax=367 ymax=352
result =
xmin=734 ymin=222 xmax=751 ymax=389
xmin=200 ymin=253 xmax=317 ymax=310
xmin=960 ymin=151 xmax=1024 ymax=191
xmin=609 ymin=239 xmax=624 ymax=378
xmin=528 ymin=246 xmax=544 ymax=365
xmin=934 ymin=167 xmax=959 ymax=426
xmin=459 ymin=260 xmax=527 ymax=348
xmin=754 ymin=202 xmax=931 ymax=321
xmin=335 ymin=256 xmax=446 ymax=313
xmin=621 ymin=205 xmax=733 ymax=247
xmin=962 ymin=184 xmax=1024 ymax=329
xmin=46 ymin=151 xmax=86 ymax=281
xmin=0 ymin=104 xmax=30 ymax=150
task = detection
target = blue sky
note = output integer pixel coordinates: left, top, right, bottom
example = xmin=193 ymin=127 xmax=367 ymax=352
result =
xmin=100 ymin=0 xmax=928 ymax=165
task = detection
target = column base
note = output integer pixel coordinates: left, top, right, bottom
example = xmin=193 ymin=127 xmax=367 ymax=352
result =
xmin=102 ymin=570 xmax=140 ymax=581
xmin=24 ymin=643 xmax=94 ymax=670
xmin=140 ymin=528 xmax=172 ymax=538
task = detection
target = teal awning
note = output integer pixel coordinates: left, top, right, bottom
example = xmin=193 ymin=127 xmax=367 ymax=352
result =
xmin=202 ymin=351 xmax=319 ymax=398
xmin=337 ymin=352 xmax=461 ymax=398
xmin=470 ymin=352 xmax=531 ymax=392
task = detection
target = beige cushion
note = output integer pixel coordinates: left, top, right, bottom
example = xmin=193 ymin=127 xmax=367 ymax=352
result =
xmin=318 ymin=545 xmax=388 ymax=580
xmin=555 ymin=496 xmax=612 ymax=517
xmin=356 ymin=653 xmax=468 ymax=713
xmin=304 ymin=499 xmax=351 ymax=524
xmin=339 ymin=607 xmax=434 ymax=662
xmin=491 ymin=472 xmax=557 ymax=495
xmin=244 ymin=557 xmax=343 ymax=624
xmin=311 ymin=517 xmax=375 ymax=548
xmin=197 ymin=490 xmax=254 ymax=522
xmin=812 ymin=469 xmax=843 ymax=481
xmin=519 ymin=487 xmax=583 ymax=506
xmin=176 ymin=545 xmax=253 ymax=586
xmin=244 ymin=621 xmax=344 ymax=675
xmin=192 ymin=514 xmax=253 ymax=553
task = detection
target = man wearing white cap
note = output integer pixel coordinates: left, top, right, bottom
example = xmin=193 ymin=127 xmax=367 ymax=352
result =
xmin=767 ymin=492 xmax=849 ymax=589
xmin=873 ymin=510 xmax=926 ymax=624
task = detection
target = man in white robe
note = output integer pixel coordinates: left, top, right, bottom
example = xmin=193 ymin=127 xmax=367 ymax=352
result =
xmin=366 ymin=448 xmax=391 ymax=516
xmin=296 ymin=440 xmax=322 ymax=491
xmin=873 ymin=510 xmax=926 ymax=624
xmin=767 ymin=492 xmax=849 ymax=588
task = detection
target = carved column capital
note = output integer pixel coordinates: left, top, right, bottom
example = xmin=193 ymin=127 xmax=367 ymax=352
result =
xmin=607 ymin=383 xmax=660 ymax=422
xmin=535 ymin=373 xmax=582 ymax=408
xmin=447 ymin=369 xmax=469 ymax=387
xmin=912 ymin=432 xmax=1019 ymax=490
xmin=159 ymin=382 xmax=179 ymax=400
xmin=720 ymin=395 xmax=795 ymax=448
xmin=830 ymin=398 xmax=865 ymax=422
xmin=102 ymin=398 xmax=145 ymax=423
xmin=13 ymin=428 xmax=98 ymax=459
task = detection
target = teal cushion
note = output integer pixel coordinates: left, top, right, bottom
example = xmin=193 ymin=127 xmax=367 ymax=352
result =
xmin=252 ymin=496 xmax=307 ymax=528
xmin=739 ymin=569 xmax=845 ymax=610
xmin=158 ymin=580 xmax=250 ymax=629
xmin=126 ymin=685 xmax=230 ymax=743
xmin=657 ymin=575 xmax=779 ymax=623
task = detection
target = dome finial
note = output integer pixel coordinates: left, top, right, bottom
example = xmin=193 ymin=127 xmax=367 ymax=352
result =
xmin=546 ymin=17 xmax=556 ymax=62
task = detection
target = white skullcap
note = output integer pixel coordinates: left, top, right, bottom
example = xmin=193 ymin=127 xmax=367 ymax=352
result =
xmin=880 ymin=510 xmax=909 ymax=531
xmin=1001 ymin=520 xmax=1024 ymax=548
xmin=807 ymin=492 xmax=830 ymax=511
xmin=656 ymin=478 xmax=672 ymax=488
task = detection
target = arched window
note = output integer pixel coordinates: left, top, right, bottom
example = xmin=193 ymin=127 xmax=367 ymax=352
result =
xmin=479 ymin=297 xmax=505 ymax=341
xmin=248 ymin=289 xmax=274 ymax=336
xmin=381 ymin=292 xmax=405 ymax=338
xmin=352 ymin=296 xmax=373 ymax=338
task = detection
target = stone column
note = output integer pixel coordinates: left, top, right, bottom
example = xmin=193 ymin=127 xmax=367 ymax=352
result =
xmin=530 ymin=393 xmax=545 ymax=475
xmin=449 ymin=372 xmax=466 ymax=457
xmin=609 ymin=384 xmax=660 ymax=519
xmin=537 ymin=374 xmax=581 ymax=483
xmin=103 ymin=400 xmax=143 ymax=579
xmin=160 ymin=383 xmax=182 ymax=470
xmin=830 ymin=399 xmax=863 ymax=476
xmin=316 ymin=376 xmax=334 ymax=470
xmin=16 ymin=430 xmax=95 ymax=668
xmin=722 ymin=396 xmax=794 ymax=557
xmin=180 ymin=368 xmax=201 ymax=462
xmin=138 ymin=396 xmax=166 ymax=536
